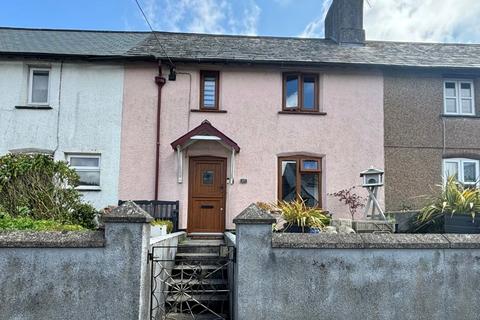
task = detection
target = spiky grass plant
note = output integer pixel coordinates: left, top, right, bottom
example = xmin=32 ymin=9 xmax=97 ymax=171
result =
xmin=418 ymin=176 xmax=480 ymax=224
xmin=274 ymin=198 xmax=329 ymax=232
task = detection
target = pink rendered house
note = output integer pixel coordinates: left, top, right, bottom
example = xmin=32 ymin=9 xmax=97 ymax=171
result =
xmin=118 ymin=0 xmax=384 ymax=233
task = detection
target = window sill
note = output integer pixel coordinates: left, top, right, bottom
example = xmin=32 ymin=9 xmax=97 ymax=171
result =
xmin=76 ymin=186 xmax=101 ymax=192
xmin=278 ymin=111 xmax=327 ymax=116
xmin=441 ymin=114 xmax=480 ymax=119
xmin=15 ymin=105 xmax=52 ymax=110
xmin=191 ymin=109 xmax=227 ymax=113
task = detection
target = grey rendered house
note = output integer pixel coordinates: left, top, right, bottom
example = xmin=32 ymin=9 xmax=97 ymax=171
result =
xmin=384 ymin=48 xmax=480 ymax=210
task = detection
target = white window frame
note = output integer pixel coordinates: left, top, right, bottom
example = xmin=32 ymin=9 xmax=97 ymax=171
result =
xmin=443 ymin=158 xmax=479 ymax=186
xmin=66 ymin=154 xmax=101 ymax=190
xmin=443 ymin=79 xmax=475 ymax=116
xmin=28 ymin=67 xmax=50 ymax=105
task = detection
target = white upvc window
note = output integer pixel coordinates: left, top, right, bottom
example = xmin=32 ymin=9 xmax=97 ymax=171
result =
xmin=443 ymin=80 xmax=475 ymax=115
xmin=28 ymin=67 xmax=50 ymax=105
xmin=66 ymin=154 xmax=101 ymax=190
xmin=443 ymin=158 xmax=479 ymax=185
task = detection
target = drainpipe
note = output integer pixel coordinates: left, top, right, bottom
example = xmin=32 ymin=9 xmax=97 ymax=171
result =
xmin=154 ymin=61 xmax=166 ymax=201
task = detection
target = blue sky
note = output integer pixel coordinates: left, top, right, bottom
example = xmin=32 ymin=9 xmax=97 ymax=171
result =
xmin=2 ymin=0 xmax=480 ymax=43
xmin=0 ymin=0 xmax=327 ymax=36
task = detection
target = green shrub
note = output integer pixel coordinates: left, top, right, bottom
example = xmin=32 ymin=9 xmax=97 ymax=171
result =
xmin=0 ymin=153 xmax=98 ymax=229
xmin=0 ymin=213 xmax=84 ymax=231
xmin=151 ymin=219 xmax=174 ymax=233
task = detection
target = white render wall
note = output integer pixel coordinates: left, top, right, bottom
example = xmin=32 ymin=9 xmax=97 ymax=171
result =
xmin=0 ymin=59 xmax=124 ymax=208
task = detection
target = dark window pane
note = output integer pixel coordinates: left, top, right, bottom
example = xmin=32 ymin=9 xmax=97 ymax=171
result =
xmin=203 ymin=170 xmax=214 ymax=185
xmin=303 ymin=76 xmax=315 ymax=110
xmin=285 ymin=75 xmax=298 ymax=108
xmin=281 ymin=160 xmax=297 ymax=201
xmin=300 ymin=173 xmax=319 ymax=207
xmin=203 ymin=76 xmax=216 ymax=108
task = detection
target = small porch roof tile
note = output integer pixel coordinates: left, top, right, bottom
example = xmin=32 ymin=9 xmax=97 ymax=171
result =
xmin=170 ymin=120 xmax=240 ymax=153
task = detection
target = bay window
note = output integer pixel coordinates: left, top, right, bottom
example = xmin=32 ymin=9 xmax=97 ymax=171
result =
xmin=278 ymin=156 xmax=322 ymax=207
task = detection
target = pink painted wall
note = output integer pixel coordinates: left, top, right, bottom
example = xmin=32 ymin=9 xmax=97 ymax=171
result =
xmin=119 ymin=63 xmax=158 ymax=200
xmin=120 ymin=64 xmax=384 ymax=229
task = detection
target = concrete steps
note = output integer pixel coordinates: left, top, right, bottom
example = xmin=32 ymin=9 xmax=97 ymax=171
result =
xmin=170 ymin=278 xmax=227 ymax=286
xmin=166 ymin=294 xmax=229 ymax=302
xmin=164 ymin=238 xmax=231 ymax=319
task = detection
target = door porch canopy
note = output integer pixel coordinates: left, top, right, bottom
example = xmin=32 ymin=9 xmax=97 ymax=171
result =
xmin=170 ymin=120 xmax=240 ymax=184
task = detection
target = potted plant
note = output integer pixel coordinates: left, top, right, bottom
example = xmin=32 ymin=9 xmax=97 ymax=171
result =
xmin=416 ymin=176 xmax=480 ymax=233
xmin=150 ymin=219 xmax=173 ymax=237
xmin=273 ymin=199 xmax=329 ymax=233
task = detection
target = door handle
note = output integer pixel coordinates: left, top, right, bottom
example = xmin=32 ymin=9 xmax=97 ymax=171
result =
xmin=220 ymin=208 xmax=224 ymax=211
xmin=201 ymin=205 xmax=214 ymax=209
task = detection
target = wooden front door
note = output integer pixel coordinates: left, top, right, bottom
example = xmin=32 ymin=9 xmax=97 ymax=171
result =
xmin=188 ymin=157 xmax=227 ymax=233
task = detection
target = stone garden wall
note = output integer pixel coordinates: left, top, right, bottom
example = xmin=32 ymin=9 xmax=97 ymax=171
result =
xmin=0 ymin=202 xmax=151 ymax=320
xmin=233 ymin=204 xmax=480 ymax=320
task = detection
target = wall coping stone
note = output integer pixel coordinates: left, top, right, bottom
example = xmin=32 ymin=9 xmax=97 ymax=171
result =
xmin=233 ymin=203 xmax=276 ymax=224
xmin=150 ymin=231 xmax=186 ymax=246
xmin=273 ymin=233 xmax=365 ymax=249
xmin=443 ymin=234 xmax=480 ymax=249
xmin=0 ymin=230 xmax=105 ymax=248
xmin=272 ymin=232 xmax=480 ymax=249
xmin=103 ymin=201 xmax=153 ymax=223
xmin=224 ymin=231 xmax=236 ymax=247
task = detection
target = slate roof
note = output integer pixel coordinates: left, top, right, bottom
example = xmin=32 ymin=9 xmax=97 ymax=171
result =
xmin=134 ymin=32 xmax=480 ymax=69
xmin=2 ymin=27 xmax=480 ymax=69
xmin=0 ymin=27 xmax=150 ymax=57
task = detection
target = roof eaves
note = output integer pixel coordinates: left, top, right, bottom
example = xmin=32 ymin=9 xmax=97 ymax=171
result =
xmin=0 ymin=51 xmax=156 ymax=61
xmin=154 ymin=56 xmax=480 ymax=70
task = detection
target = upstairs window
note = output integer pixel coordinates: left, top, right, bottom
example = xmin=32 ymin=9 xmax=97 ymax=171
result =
xmin=200 ymin=71 xmax=220 ymax=110
xmin=444 ymin=80 xmax=475 ymax=115
xmin=283 ymin=73 xmax=319 ymax=112
xmin=67 ymin=154 xmax=101 ymax=190
xmin=28 ymin=68 xmax=50 ymax=105
xmin=443 ymin=158 xmax=479 ymax=185
xmin=278 ymin=156 xmax=322 ymax=207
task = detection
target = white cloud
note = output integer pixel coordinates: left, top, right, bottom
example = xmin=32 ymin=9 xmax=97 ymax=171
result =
xmin=365 ymin=0 xmax=480 ymax=43
xmin=300 ymin=0 xmax=480 ymax=43
xmin=299 ymin=0 xmax=331 ymax=38
xmin=242 ymin=2 xmax=261 ymax=36
xmin=140 ymin=0 xmax=261 ymax=35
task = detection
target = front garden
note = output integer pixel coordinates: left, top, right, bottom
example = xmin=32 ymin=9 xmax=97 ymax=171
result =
xmin=0 ymin=153 xmax=98 ymax=231
xmin=261 ymin=175 xmax=480 ymax=234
